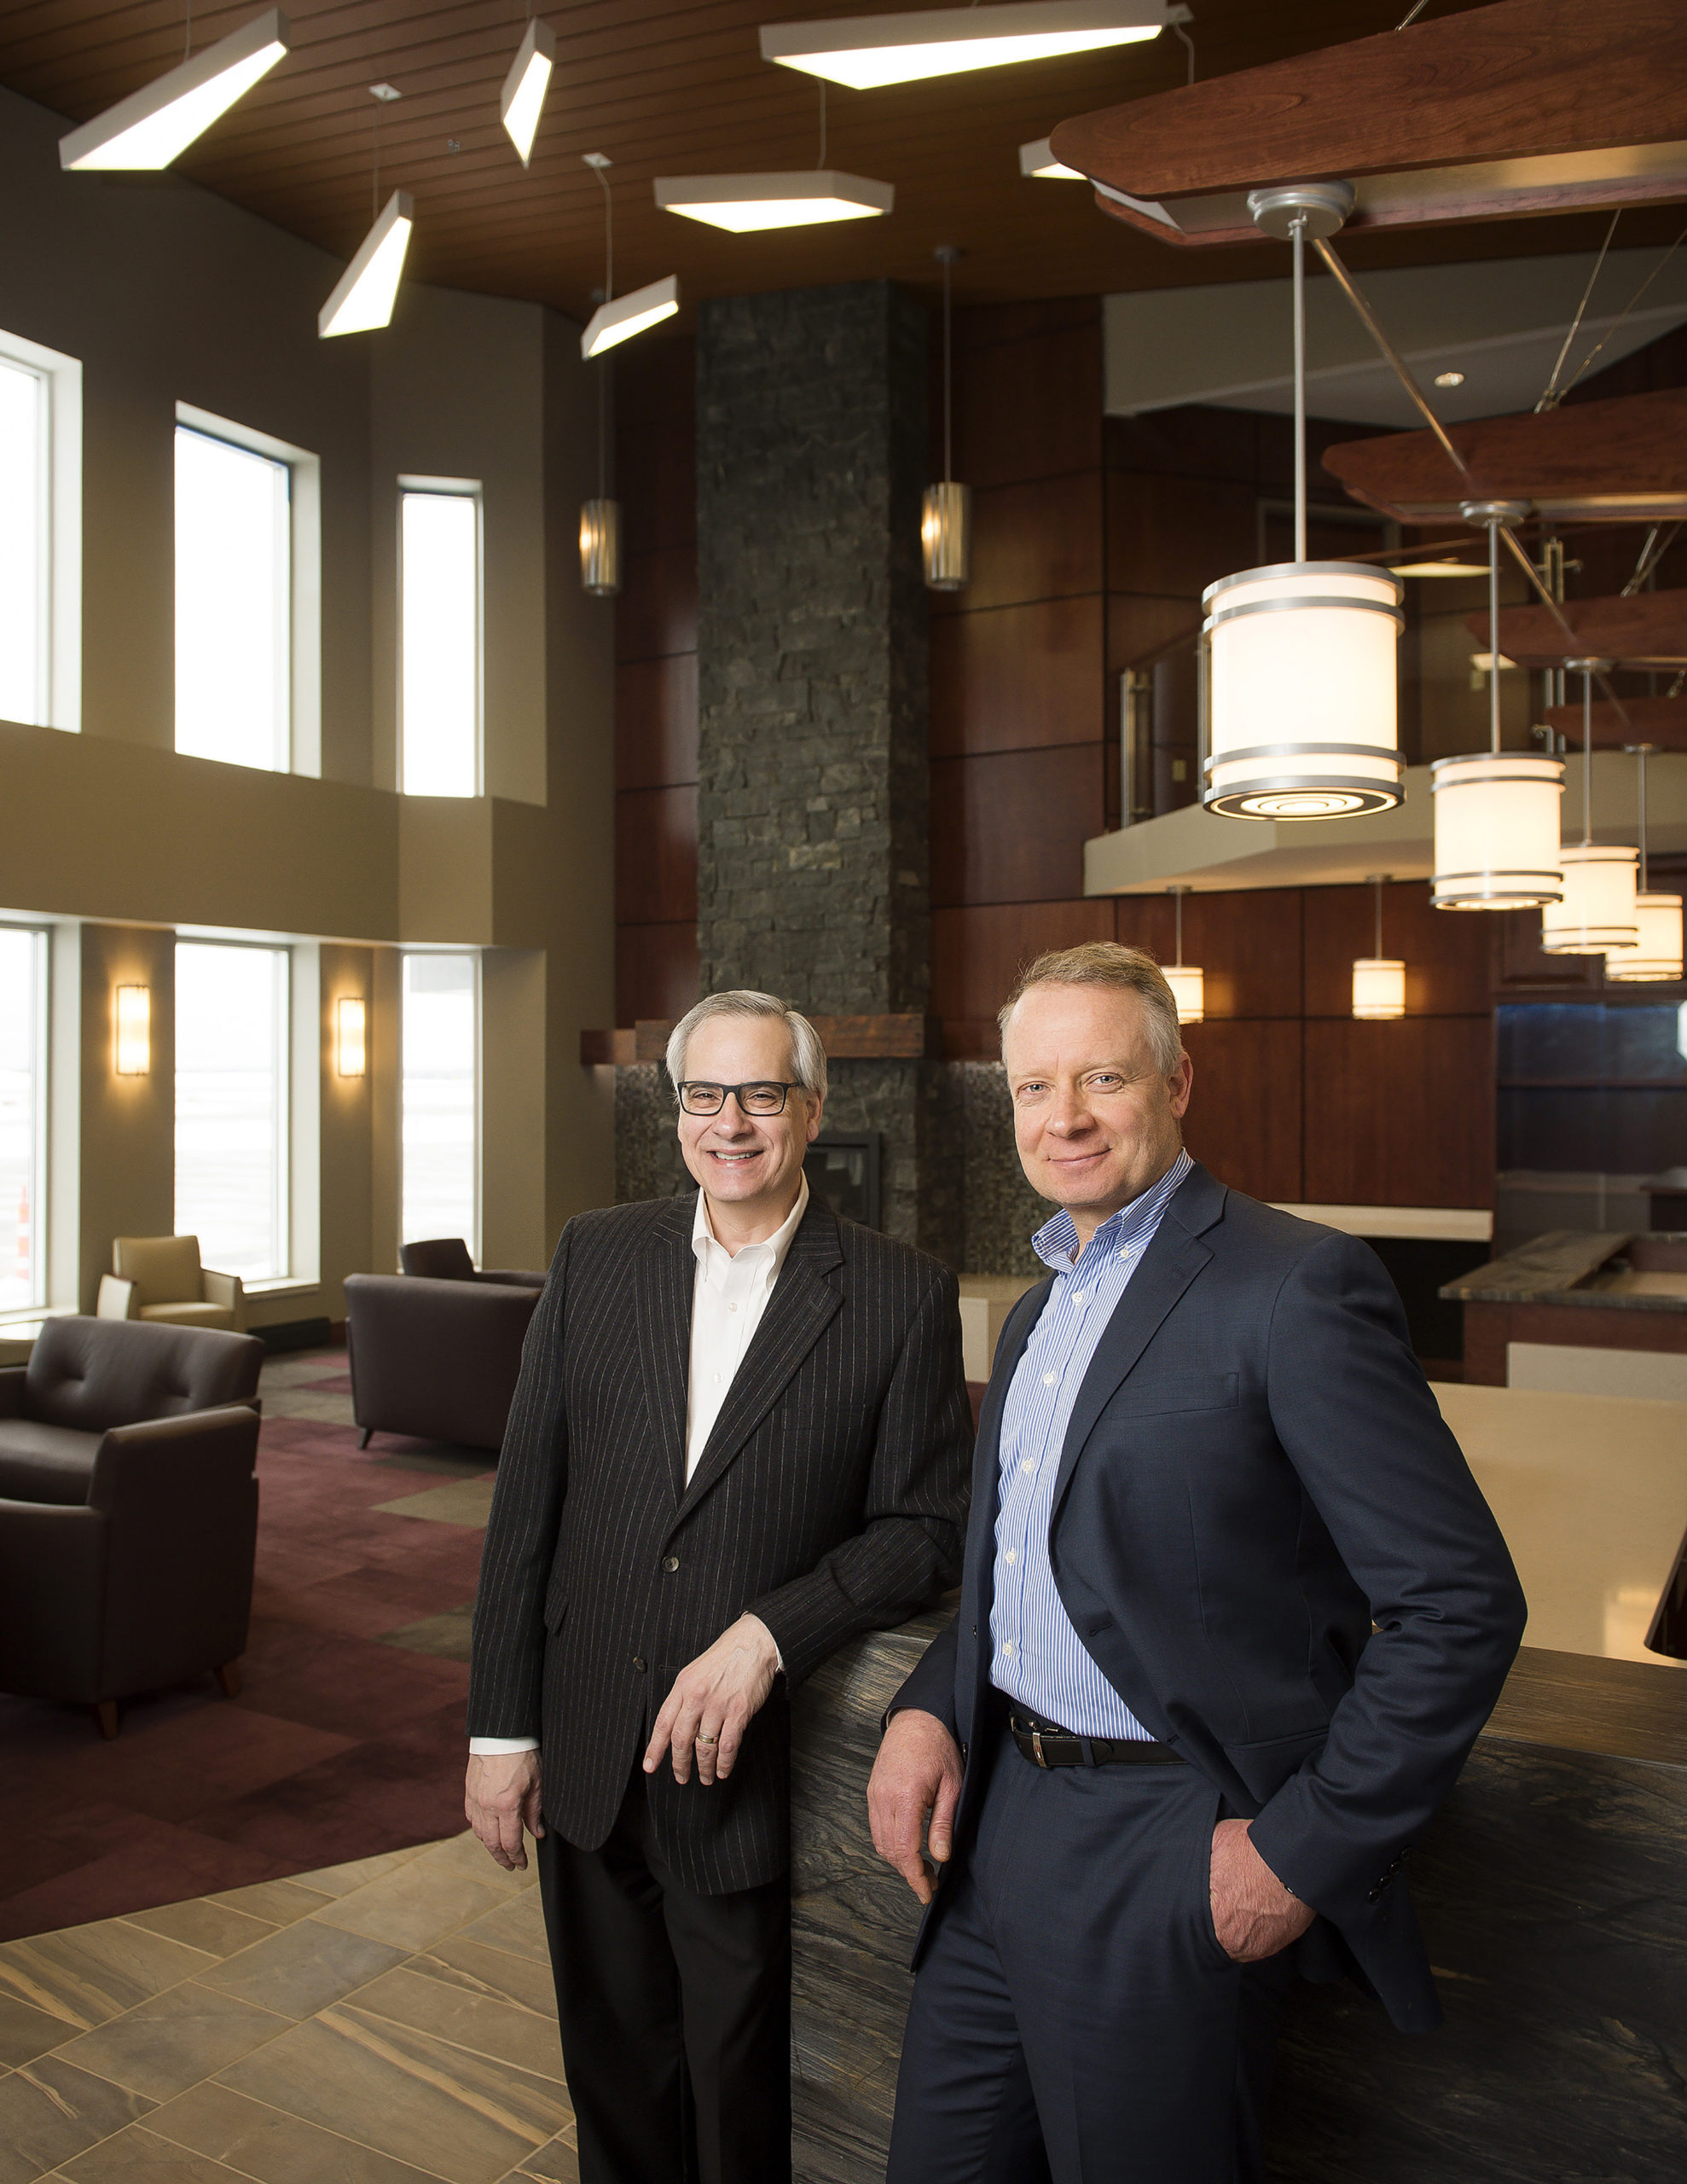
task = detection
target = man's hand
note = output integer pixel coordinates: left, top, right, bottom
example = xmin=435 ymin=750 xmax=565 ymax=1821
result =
xmin=1209 ymin=1817 xmax=1315 ymax=1963
xmin=867 ymin=1709 xmax=964 ymax=1906
xmin=643 ymin=1612 xmax=780 ymax=1786
xmin=465 ymin=1750 xmax=545 ymax=1873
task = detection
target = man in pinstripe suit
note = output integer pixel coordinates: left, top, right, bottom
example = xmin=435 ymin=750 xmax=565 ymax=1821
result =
xmin=869 ymin=944 xmax=1524 ymax=2183
xmin=465 ymin=990 xmax=971 ymax=2184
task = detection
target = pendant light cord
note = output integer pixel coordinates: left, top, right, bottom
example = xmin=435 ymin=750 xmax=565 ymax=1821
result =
xmin=1582 ymin=670 xmax=1593 ymax=848
xmin=941 ymin=250 xmax=954 ymax=485
xmin=1374 ymin=876 xmax=1383 ymax=960
xmin=817 ymin=82 xmax=826 ymax=170
xmin=184 ymin=1 xmax=192 ymax=61
xmin=1638 ymin=746 xmax=1650 ymax=894
xmin=1486 ymin=517 xmax=1503 ymax=756
xmin=588 ymin=160 xmax=614 ymax=302
xmin=1174 ymin=888 xmax=1185 ymax=968
xmin=1292 ymin=214 xmax=1307 ymax=563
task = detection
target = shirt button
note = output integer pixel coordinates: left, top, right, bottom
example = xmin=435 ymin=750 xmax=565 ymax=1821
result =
xmin=1005 ymin=1549 xmax=1017 ymax=1566
xmin=713 ymin=1373 xmax=722 ymax=1384
xmin=662 ymin=1555 xmax=680 ymax=1573
xmin=1003 ymin=1640 xmax=1016 ymax=1658
xmin=728 ymin=1302 xmax=738 ymax=1312
xmin=1021 ymin=1459 xmax=1035 ymax=1476
xmin=1074 ymin=1288 xmax=1087 ymax=1304
xmin=1042 ymin=1373 xmax=1056 ymax=1387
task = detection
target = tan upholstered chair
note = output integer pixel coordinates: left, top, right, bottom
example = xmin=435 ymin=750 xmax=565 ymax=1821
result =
xmin=106 ymin=1236 xmax=245 ymax=1331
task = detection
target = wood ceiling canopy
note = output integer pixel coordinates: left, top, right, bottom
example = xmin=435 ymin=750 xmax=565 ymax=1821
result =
xmin=1540 ymin=697 xmax=1687 ymax=749
xmin=1470 ymin=590 xmax=1687 ymax=669
xmin=1051 ymin=0 xmax=1687 ymax=250
xmin=1322 ymin=388 xmax=1687 ymax=525
xmin=3 ymin=0 xmax=1684 ymax=323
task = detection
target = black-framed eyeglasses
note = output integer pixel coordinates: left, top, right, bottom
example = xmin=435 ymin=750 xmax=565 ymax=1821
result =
xmin=677 ymin=1081 xmax=801 ymax=1117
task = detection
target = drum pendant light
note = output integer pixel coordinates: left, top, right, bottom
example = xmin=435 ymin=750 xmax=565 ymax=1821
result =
xmin=580 ymin=156 xmax=623 ymax=595
xmin=1163 ymin=887 xmax=1203 ymax=1023
xmin=1541 ymin=659 xmax=1638 ymax=954
xmin=923 ymin=247 xmax=971 ymax=591
xmin=1604 ymin=745 xmax=1683 ymax=982
xmin=1352 ymin=874 xmax=1406 ymax=1020
xmin=1431 ymin=503 xmax=1565 ymax=909
xmin=1203 ymin=185 xmax=1403 ymax=821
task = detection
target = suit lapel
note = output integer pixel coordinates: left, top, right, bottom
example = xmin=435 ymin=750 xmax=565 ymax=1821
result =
xmin=666 ymin=1199 xmax=845 ymax=1528
xmin=634 ymin=1194 xmax=700 ymax=1501
xmin=1047 ymin=1165 xmax=1224 ymax=1523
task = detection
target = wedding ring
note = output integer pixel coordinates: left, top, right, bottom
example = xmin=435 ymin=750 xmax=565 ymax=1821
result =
xmin=695 ymin=1733 xmax=719 ymax=1745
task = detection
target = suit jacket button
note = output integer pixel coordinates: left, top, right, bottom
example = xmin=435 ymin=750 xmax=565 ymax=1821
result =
xmin=633 ymin=1656 xmax=647 ymax=1673
xmin=662 ymin=1555 xmax=681 ymax=1572
xmin=1365 ymin=1887 xmax=1383 ymax=1903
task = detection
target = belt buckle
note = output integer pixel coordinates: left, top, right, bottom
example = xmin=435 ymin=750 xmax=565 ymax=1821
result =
xmin=1031 ymin=1726 xmax=1047 ymax=1769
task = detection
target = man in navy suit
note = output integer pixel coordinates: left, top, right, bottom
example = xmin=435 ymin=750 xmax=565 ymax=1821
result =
xmin=868 ymin=942 xmax=1526 ymax=2184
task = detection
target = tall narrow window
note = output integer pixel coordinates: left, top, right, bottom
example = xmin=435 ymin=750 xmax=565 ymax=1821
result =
xmin=176 ymin=942 xmax=289 ymax=1281
xmin=176 ymin=425 xmax=290 ymax=770
xmin=402 ymin=952 xmax=478 ymax=1256
xmin=0 ymin=357 xmax=47 ymax=729
xmin=0 ymin=928 xmax=48 ymax=1316
xmin=400 ymin=484 xmax=481 ymax=796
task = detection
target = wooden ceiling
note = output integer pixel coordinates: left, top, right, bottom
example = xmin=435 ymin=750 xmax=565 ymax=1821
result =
xmin=4 ymin=0 xmax=1684 ymax=323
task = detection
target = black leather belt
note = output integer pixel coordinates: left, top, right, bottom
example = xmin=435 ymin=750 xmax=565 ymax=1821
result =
xmin=1006 ymin=1706 xmax=1186 ymax=1769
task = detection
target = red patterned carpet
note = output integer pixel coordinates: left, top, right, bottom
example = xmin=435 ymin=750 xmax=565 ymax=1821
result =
xmin=0 ymin=1403 xmax=491 ymax=1943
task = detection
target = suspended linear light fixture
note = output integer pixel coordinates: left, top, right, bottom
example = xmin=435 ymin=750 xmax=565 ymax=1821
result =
xmin=759 ymin=2 xmax=1187 ymax=90
xmin=1351 ymin=874 xmax=1406 ymax=1020
xmin=59 ymin=7 xmax=290 ymax=171
xmin=579 ymin=156 xmax=623 ymax=595
xmin=578 ymin=156 xmax=680 ymax=358
xmin=1540 ymin=659 xmax=1638 ymax=954
xmin=1431 ymin=502 xmax=1565 ymax=909
xmin=318 ymin=85 xmax=412 ymax=339
xmin=1203 ymin=185 xmax=1404 ymax=821
xmin=1604 ymin=744 xmax=1683 ymax=981
xmin=1164 ymin=887 xmax=1203 ymax=1023
xmin=923 ymin=246 xmax=971 ymax=592
xmin=1019 ymin=137 xmax=1083 ymax=179
xmin=501 ymin=15 xmax=556 ymax=167
xmin=656 ymin=82 xmax=893 ymax=229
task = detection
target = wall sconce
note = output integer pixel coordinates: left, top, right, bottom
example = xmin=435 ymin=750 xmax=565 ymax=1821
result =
xmin=114 ymin=984 xmax=151 ymax=1075
xmin=336 ymin=996 xmax=368 ymax=1077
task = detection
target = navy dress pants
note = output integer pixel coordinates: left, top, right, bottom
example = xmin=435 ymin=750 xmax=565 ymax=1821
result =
xmin=535 ymin=1770 xmax=791 ymax=2184
xmin=887 ymin=1725 xmax=1295 ymax=2184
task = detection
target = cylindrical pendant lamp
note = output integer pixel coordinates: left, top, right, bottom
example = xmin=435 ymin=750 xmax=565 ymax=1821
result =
xmin=580 ymin=497 xmax=621 ymax=596
xmin=1204 ymin=563 xmax=1406 ymax=817
xmin=1603 ymin=745 xmax=1682 ymax=980
xmin=922 ymin=480 xmax=971 ymax=590
xmin=1352 ymin=875 xmax=1405 ymax=1019
xmin=1432 ymin=502 xmax=1564 ymax=909
xmin=1542 ymin=662 xmax=1638 ymax=953
xmin=1203 ymin=183 xmax=1403 ymax=822
xmin=1165 ymin=888 xmax=1203 ymax=1023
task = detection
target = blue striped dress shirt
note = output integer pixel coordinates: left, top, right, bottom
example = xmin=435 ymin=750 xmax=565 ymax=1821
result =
xmin=989 ymin=1147 xmax=1194 ymax=1740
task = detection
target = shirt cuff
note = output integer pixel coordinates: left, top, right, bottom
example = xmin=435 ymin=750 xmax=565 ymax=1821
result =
xmin=743 ymin=1612 xmax=784 ymax=1675
xmin=468 ymin=1736 xmax=541 ymax=1756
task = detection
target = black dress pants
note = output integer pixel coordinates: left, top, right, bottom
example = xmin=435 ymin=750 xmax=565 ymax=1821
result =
xmin=535 ymin=1770 xmax=791 ymax=2184
xmin=887 ymin=1724 xmax=1295 ymax=2184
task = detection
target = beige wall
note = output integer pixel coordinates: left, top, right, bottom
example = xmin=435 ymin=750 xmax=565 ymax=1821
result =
xmin=0 ymin=84 xmax=615 ymax=1331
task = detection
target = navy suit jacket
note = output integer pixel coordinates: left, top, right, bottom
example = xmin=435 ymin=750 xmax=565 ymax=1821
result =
xmin=893 ymin=1162 xmax=1527 ymax=2033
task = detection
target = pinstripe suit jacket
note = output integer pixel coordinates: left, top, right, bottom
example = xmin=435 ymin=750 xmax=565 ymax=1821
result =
xmin=468 ymin=1191 xmax=972 ymax=1894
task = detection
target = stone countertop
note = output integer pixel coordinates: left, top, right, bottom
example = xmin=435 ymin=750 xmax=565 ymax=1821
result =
xmin=1439 ymin=1228 xmax=1687 ymax=1311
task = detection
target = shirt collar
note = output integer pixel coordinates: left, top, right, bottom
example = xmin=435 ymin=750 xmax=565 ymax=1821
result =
xmin=693 ymin=1170 xmax=809 ymax=1278
xmin=1032 ymin=1147 xmax=1193 ymax=1274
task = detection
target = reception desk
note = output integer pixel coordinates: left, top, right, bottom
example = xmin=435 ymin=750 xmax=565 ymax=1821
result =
xmin=791 ymin=1370 xmax=1687 ymax=2181
xmin=1445 ymin=1230 xmax=1687 ymax=1391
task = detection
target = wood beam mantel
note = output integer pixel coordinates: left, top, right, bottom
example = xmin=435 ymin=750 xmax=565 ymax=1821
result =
xmin=1470 ymin=590 xmax=1687 ymax=668
xmin=580 ymin=1014 xmax=944 ymax=1067
xmin=1540 ymin=696 xmax=1687 ymax=749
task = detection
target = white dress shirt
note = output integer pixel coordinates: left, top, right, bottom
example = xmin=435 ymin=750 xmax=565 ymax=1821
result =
xmin=468 ymin=1176 xmax=809 ymax=1757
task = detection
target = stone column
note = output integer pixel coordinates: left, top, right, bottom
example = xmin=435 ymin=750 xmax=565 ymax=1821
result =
xmin=688 ymin=282 xmax=959 ymax=1263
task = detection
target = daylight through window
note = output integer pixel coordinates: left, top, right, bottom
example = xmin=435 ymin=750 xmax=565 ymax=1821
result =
xmin=175 ymin=942 xmax=290 ymax=1281
xmin=400 ymin=487 xmax=480 ymax=796
xmin=0 ymin=358 xmax=47 ymax=729
xmin=175 ymin=425 xmax=291 ymax=770
xmin=402 ymin=952 xmax=478 ymax=1258
xmin=0 ymin=928 xmax=49 ymax=1316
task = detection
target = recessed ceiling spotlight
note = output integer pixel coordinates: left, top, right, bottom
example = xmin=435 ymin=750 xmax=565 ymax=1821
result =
xmin=1018 ymin=137 xmax=1084 ymax=179
xmin=1434 ymin=370 xmax=1466 ymax=389
xmin=656 ymin=171 xmax=893 ymax=231
xmin=759 ymin=2 xmax=1187 ymax=91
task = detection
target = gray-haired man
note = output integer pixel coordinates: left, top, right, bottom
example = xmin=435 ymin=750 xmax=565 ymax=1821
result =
xmin=466 ymin=990 xmax=972 ymax=2184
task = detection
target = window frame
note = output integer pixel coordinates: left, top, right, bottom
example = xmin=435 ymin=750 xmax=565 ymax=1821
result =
xmin=0 ymin=326 xmax=81 ymax=735
xmin=397 ymin=476 xmax=484 ymax=799
xmin=399 ymin=948 xmax=482 ymax=1264
xmin=174 ymin=403 xmax=322 ymax=777
xmin=0 ymin=922 xmax=50 ymax=1324
xmin=173 ymin=937 xmax=293 ymax=1285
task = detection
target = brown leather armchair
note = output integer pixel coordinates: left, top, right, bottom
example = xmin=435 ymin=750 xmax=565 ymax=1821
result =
xmin=345 ymin=1272 xmax=541 ymax=1454
xmin=0 ymin=1316 xmax=265 ymax=1736
xmin=399 ymin=1236 xmax=549 ymax=1287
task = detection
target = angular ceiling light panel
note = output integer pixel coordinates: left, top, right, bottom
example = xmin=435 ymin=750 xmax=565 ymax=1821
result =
xmin=581 ymin=275 xmax=681 ymax=358
xmin=657 ymin=171 xmax=893 ymax=231
xmin=760 ymin=3 xmax=1182 ymax=90
xmin=319 ymin=191 xmax=415 ymax=338
xmin=1019 ymin=137 xmax=1083 ymax=179
xmin=60 ymin=8 xmax=291 ymax=171
xmin=501 ymin=18 xmax=556 ymax=166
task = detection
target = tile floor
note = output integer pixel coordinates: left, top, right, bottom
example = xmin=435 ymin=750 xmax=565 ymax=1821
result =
xmin=0 ymin=1831 xmax=577 ymax=2184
